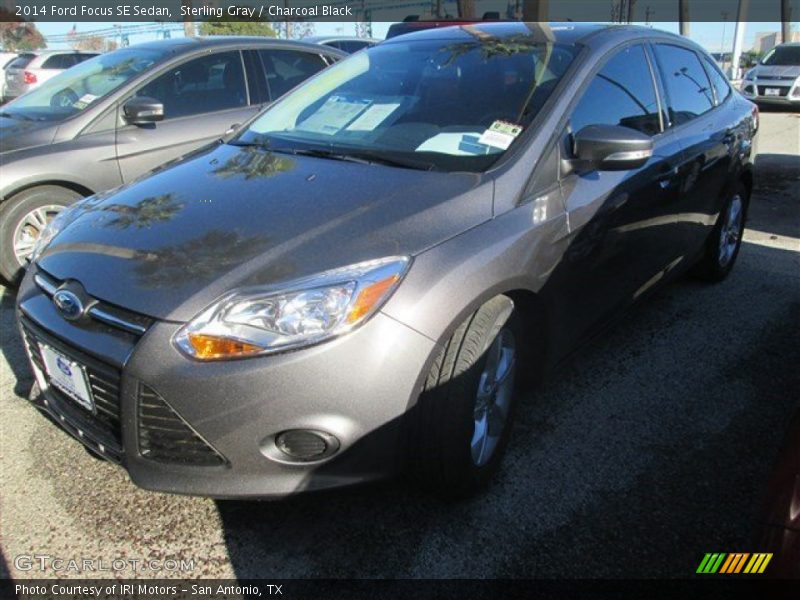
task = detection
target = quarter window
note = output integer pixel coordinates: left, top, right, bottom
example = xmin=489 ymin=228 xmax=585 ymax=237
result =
xmin=701 ymin=56 xmax=732 ymax=105
xmin=653 ymin=44 xmax=714 ymax=125
xmin=570 ymin=45 xmax=662 ymax=137
xmin=136 ymin=51 xmax=247 ymax=120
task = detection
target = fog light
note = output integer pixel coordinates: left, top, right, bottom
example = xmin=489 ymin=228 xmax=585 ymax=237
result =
xmin=792 ymin=88 xmax=800 ymax=98
xmin=275 ymin=430 xmax=339 ymax=461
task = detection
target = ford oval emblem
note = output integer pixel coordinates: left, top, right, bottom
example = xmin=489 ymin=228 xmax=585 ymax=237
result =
xmin=53 ymin=289 xmax=84 ymax=321
xmin=55 ymin=356 xmax=72 ymax=377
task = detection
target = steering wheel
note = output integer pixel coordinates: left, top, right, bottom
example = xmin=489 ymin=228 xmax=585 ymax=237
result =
xmin=51 ymin=88 xmax=80 ymax=109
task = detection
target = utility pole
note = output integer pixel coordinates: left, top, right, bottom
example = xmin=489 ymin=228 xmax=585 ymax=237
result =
xmin=627 ymin=0 xmax=637 ymax=23
xmin=679 ymin=0 xmax=690 ymax=37
xmin=781 ymin=0 xmax=792 ymax=43
xmin=720 ymin=11 xmax=729 ymax=71
xmin=284 ymin=0 xmax=292 ymax=40
xmin=731 ymin=0 xmax=749 ymax=80
xmin=522 ymin=0 xmax=548 ymax=21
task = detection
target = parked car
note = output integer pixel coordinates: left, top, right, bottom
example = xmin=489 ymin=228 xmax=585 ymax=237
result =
xmin=16 ymin=23 xmax=756 ymax=499
xmin=304 ymin=35 xmax=379 ymax=53
xmin=741 ymin=42 xmax=800 ymax=107
xmin=0 ymin=51 xmax=20 ymax=102
xmin=3 ymin=50 xmax=100 ymax=101
xmin=0 ymin=37 xmax=345 ymax=281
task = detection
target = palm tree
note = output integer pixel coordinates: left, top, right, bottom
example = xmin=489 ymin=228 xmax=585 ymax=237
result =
xmin=99 ymin=193 xmax=185 ymax=229
xmin=212 ymin=147 xmax=295 ymax=180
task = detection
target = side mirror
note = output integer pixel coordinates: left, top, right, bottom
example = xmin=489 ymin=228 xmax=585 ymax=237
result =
xmin=573 ymin=124 xmax=654 ymax=171
xmin=123 ymin=96 xmax=164 ymax=125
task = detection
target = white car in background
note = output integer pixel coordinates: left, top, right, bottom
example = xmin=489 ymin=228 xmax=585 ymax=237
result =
xmin=0 ymin=52 xmax=20 ymax=102
xmin=4 ymin=50 xmax=99 ymax=102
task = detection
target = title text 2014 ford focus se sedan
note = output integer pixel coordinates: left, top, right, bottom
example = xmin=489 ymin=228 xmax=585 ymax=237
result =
xmin=16 ymin=23 xmax=757 ymax=498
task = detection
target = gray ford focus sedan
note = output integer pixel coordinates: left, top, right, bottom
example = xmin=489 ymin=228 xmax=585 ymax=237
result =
xmin=16 ymin=23 xmax=757 ymax=498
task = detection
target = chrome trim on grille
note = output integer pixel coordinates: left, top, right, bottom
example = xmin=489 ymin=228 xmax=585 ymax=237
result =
xmin=88 ymin=307 xmax=148 ymax=335
xmin=33 ymin=272 xmax=58 ymax=296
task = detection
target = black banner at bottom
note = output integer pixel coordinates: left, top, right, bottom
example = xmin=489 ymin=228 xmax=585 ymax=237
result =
xmin=2 ymin=579 xmax=799 ymax=600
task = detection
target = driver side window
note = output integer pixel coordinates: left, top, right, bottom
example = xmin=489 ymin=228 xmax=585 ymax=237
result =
xmin=135 ymin=51 xmax=247 ymax=120
xmin=570 ymin=44 xmax=663 ymax=138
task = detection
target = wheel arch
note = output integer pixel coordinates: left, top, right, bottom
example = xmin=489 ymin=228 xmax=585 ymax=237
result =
xmin=1 ymin=180 xmax=94 ymax=205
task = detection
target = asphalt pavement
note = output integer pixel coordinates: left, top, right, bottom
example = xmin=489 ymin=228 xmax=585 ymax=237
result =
xmin=1 ymin=110 xmax=798 ymax=580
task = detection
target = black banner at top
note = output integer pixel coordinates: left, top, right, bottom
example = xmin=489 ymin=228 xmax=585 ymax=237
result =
xmin=1 ymin=0 xmax=799 ymax=23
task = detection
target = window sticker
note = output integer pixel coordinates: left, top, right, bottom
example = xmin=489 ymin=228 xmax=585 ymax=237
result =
xmin=416 ymin=132 xmax=493 ymax=156
xmin=296 ymin=95 xmax=371 ymax=135
xmin=73 ymin=93 xmax=97 ymax=109
xmin=345 ymin=103 xmax=401 ymax=131
xmin=478 ymin=120 xmax=524 ymax=150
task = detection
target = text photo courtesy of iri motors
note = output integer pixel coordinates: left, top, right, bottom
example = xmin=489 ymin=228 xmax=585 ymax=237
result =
xmin=1 ymin=0 xmax=799 ymax=597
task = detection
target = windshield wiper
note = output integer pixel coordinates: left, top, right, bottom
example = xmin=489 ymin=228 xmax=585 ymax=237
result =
xmin=0 ymin=111 xmax=34 ymax=121
xmin=275 ymin=147 xmax=435 ymax=171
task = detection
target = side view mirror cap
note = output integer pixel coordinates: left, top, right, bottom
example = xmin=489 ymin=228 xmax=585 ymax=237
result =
xmin=123 ymin=97 xmax=164 ymax=125
xmin=573 ymin=124 xmax=654 ymax=171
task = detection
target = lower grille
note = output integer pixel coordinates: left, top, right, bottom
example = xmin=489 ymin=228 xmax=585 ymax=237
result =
xmin=758 ymin=85 xmax=790 ymax=97
xmin=138 ymin=385 xmax=226 ymax=466
xmin=21 ymin=319 xmax=124 ymax=462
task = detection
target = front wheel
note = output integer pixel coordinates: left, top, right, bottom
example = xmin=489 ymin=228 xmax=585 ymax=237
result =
xmin=692 ymin=182 xmax=748 ymax=282
xmin=410 ymin=295 xmax=523 ymax=497
xmin=0 ymin=186 xmax=83 ymax=284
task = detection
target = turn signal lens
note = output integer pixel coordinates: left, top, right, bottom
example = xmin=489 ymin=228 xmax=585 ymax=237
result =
xmin=187 ymin=334 xmax=262 ymax=360
xmin=347 ymin=274 xmax=400 ymax=324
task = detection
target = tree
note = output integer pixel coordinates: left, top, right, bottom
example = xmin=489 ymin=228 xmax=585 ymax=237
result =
xmin=199 ymin=10 xmax=276 ymax=38
xmin=0 ymin=14 xmax=46 ymax=51
xmin=457 ymin=0 xmax=476 ymax=18
xmin=71 ymin=35 xmax=117 ymax=52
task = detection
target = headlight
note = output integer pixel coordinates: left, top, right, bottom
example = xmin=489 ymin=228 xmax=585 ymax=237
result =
xmin=174 ymin=257 xmax=410 ymax=360
xmin=744 ymin=69 xmax=756 ymax=81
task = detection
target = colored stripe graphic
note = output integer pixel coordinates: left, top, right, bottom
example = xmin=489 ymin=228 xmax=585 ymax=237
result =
xmin=698 ymin=552 xmax=773 ymax=574
xmin=697 ymin=553 xmax=727 ymax=573
xmin=743 ymin=553 xmax=773 ymax=574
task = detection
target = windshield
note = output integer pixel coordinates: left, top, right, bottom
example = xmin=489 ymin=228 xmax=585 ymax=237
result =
xmin=761 ymin=45 xmax=800 ymax=66
xmin=239 ymin=33 xmax=578 ymax=172
xmin=3 ymin=47 xmax=167 ymax=122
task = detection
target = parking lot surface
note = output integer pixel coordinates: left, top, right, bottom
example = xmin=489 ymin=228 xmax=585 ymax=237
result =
xmin=1 ymin=111 xmax=798 ymax=580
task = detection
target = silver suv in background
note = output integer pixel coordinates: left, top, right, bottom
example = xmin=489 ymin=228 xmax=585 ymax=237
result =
xmin=0 ymin=37 xmax=344 ymax=282
xmin=3 ymin=51 xmax=100 ymax=101
xmin=0 ymin=52 xmax=20 ymax=102
xmin=741 ymin=42 xmax=800 ymax=107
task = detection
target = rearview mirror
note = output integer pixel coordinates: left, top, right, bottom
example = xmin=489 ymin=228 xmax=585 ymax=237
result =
xmin=573 ymin=124 xmax=654 ymax=171
xmin=123 ymin=97 xmax=164 ymax=125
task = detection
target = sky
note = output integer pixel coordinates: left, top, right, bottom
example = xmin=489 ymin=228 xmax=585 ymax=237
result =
xmin=34 ymin=20 xmax=790 ymax=52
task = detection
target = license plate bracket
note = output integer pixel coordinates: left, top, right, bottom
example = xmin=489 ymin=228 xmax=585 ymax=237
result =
xmin=38 ymin=343 xmax=95 ymax=413
xmin=765 ymin=88 xmax=781 ymax=96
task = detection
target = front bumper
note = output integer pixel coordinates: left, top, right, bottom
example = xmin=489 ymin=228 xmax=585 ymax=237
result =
xmin=741 ymin=79 xmax=800 ymax=105
xmin=16 ymin=267 xmax=438 ymax=498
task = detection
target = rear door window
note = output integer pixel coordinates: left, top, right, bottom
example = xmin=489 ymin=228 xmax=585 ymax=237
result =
xmin=42 ymin=54 xmax=80 ymax=69
xmin=258 ymin=49 xmax=328 ymax=100
xmin=701 ymin=55 xmax=732 ymax=105
xmin=135 ymin=51 xmax=247 ymax=120
xmin=653 ymin=44 xmax=715 ymax=126
xmin=570 ymin=44 xmax=663 ymax=137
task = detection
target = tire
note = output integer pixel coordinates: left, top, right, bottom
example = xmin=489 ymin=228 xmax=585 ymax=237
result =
xmin=0 ymin=186 xmax=83 ymax=284
xmin=410 ymin=295 xmax=523 ymax=497
xmin=691 ymin=181 xmax=748 ymax=283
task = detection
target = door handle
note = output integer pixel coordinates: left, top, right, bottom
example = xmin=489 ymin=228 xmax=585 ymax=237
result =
xmin=657 ymin=166 xmax=680 ymax=189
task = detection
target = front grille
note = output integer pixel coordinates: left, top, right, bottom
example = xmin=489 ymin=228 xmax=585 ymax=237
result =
xmin=21 ymin=319 xmax=124 ymax=462
xmin=758 ymin=85 xmax=790 ymax=97
xmin=138 ymin=385 xmax=226 ymax=466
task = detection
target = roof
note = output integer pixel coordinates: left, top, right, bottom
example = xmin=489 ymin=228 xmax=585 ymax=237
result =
xmin=129 ymin=36 xmax=343 ymax=55
xmin=383 ymin=22 xmax=679 ymax=46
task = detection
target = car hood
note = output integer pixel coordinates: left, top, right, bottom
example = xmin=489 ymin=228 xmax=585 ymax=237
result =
xmin=37 ymin=143 xmax=491 ymax=322
xmin=0 ymin=115 xmax=58 ymax=153
xmin=752 ymin=64 xmax=800 ymax=78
